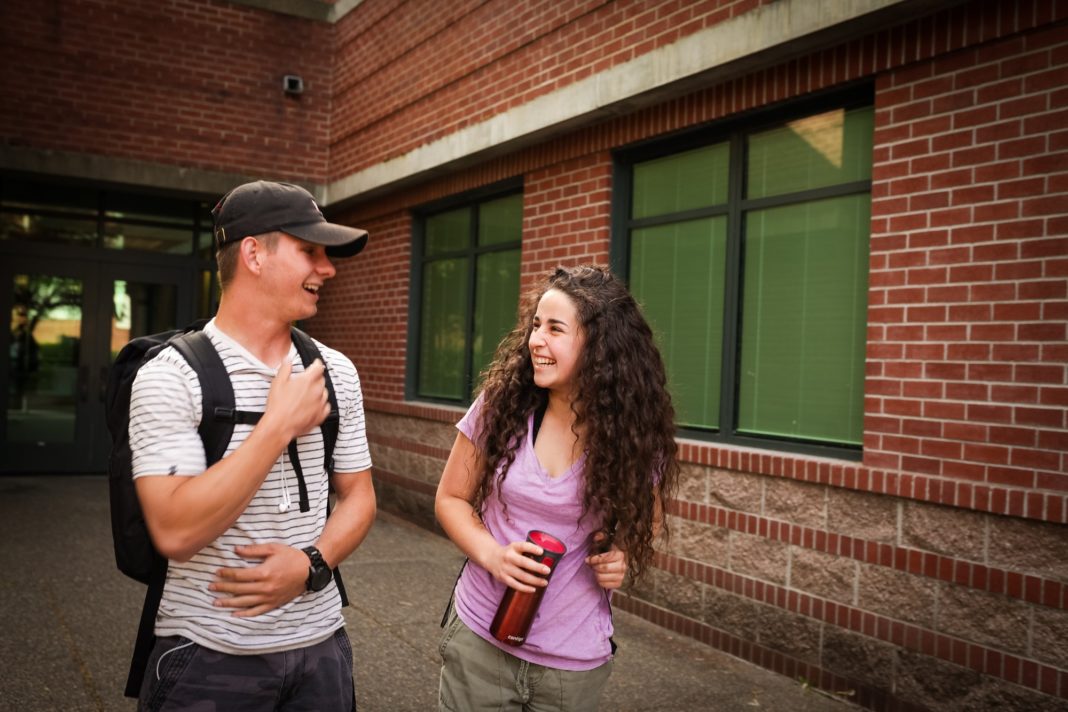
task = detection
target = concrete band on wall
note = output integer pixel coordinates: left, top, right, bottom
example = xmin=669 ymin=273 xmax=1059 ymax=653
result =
xmin=0 ymin=0 xmax=960 ymax=206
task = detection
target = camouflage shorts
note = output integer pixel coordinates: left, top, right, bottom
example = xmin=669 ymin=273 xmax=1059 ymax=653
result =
xmin=138 ymin=628 xmax=355 ymax=711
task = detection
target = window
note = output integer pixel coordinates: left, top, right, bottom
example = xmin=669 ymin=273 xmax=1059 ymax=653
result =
xmin=0 ymin=178 xmax=211 ymax=255
xmin=616 ymin=93 xmax=873 ymax=457
xmin=410 ymin=189 xmax=522 ymax=402
xmin=0 ymin=177 xmax=220 ymax=317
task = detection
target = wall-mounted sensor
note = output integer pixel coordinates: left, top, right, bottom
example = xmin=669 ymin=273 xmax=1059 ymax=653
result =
xmin=283 ymin=75 xmax=304 ymax=94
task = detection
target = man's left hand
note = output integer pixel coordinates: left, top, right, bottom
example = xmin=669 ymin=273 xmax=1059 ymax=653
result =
xmin=210 ymin=543 xmax=309 ymax=616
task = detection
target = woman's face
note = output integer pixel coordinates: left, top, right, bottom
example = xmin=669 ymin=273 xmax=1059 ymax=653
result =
xmin=528 ymin=288 xmax=585 ymax=397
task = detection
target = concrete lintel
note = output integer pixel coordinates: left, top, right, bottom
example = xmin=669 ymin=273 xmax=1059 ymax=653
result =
xmin=221 ymin=0 xmax=364 ymax=23
xmin=325 ymin=0 xmax=949 ymax=208
xmin=0 ymin=145 xmax=323 ymax=202
xmin=2 ymin=0 xmax=965 ymax=209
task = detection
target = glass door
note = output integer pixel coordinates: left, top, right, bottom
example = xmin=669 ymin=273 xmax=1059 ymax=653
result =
xmin=5 ymin=265 xmax=88 ymax=461
xmin=86 ymin=263 xmax=190 ymax=470
xmin=1 ymin=258 xmax=190 ymax=472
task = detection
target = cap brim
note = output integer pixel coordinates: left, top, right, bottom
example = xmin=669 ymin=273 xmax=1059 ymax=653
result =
xmin=283 ymin=221 xmax=368 ymax=257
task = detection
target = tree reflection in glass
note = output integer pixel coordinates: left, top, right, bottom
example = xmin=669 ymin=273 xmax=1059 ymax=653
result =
xmin=8 ymin=274 xmax=83 ymax=444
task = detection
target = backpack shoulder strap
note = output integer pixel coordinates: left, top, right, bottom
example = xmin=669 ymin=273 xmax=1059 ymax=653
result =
xmin=124 ymin=556 xmax=167 ymax=697
xmin=169 ymin=330 xmax=236 ymax=467
xmin=289 ymin=327 xmax=348 ymax=606
xmin=290 ymin=327 xmax=339 ymax=473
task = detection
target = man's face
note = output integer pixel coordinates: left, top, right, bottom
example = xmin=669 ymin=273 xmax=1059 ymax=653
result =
xmin=258 ymin=232 xmax=337 ymax=321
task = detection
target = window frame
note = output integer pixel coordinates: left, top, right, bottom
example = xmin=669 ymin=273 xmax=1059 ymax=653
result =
xmin=610 ymin=86 xmax=874 ymax=461
xmin=406 ymin=178 xmax=523 ymax=406
xmin=0 ymin=175 xmax=219 ymax=317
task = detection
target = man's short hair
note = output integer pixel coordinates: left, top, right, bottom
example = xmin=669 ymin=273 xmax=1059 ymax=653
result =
xmin=216 ymin=232 xmax=280 ymax=291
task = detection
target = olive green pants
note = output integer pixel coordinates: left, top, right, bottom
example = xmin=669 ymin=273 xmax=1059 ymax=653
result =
xmin=438 ymin=610 xmax=613 ymax=712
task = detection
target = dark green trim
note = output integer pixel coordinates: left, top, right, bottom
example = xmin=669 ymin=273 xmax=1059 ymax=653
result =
xmin=406 ymin=178 xmax=523 ymax=405
xmin=719 ymin=130 xmax=746 ymax=441
xmin=403 ymin=215 xmax=427 ymax=402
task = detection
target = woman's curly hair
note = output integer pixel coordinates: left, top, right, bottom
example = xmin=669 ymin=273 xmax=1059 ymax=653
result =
xmin=473 ymin=265 xmax=679 ymax=583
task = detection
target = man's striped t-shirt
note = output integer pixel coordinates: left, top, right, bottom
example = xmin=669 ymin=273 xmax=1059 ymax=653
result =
xmin=129 ymin=319 xmax=372 ymax=655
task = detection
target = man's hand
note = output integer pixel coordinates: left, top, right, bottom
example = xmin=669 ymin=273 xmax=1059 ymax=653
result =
xmin=209 ymin=543 xmax=309 ymax=617
xmin=263 ymin=359 xmax=330 ymax=443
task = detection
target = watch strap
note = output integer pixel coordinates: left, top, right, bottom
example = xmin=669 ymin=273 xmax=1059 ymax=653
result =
xmin=302 ymin=546 xmax=328 ymax=591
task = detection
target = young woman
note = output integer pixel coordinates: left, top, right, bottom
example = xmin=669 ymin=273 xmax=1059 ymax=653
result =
xmin=435 ymin=265 xmax=679 ymax=711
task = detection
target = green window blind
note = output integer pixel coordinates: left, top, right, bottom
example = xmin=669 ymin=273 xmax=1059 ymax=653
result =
xmin=472 ymin=250 xmax=520 ymax=381
xmin=419 ymin=258 xmax=469 ymax=399
xmin=632 ymin=142 xmax=729 ymax=218
xmin=479 ymin=194 xmax=522 ymax=245
xmin=630 ymin=217 xmax=727 ymax=430
xmin=415 ymin=191 xmax=522 ymax=401
xmin=426 ymin=208 xmax=470 ymax=254
xmin=472 ymin=194 xmax=522 ymax=379
xmin=738 ymin=195 xmax=870 ymax=445
xmin=748 ymin=107 xmax=874 ymax=199
xmin=624 ymin=98 xmax=873 ymax=454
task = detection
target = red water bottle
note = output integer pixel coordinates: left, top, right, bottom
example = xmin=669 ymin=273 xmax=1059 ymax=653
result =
xmin=490 ymin=530 xmax=567 ymax=646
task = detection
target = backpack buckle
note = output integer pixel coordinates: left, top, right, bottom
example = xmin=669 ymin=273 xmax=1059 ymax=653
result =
xmin=213 ymin=407 xmax=236 ymax=422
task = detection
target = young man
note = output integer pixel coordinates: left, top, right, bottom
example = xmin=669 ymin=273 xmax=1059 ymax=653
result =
xmin=129 ymin=180 xmax=375 ymax=711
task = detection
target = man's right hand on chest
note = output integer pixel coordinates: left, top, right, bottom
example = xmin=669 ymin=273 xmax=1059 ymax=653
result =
xmin=262 ymin=359 xmax=330 ymax=444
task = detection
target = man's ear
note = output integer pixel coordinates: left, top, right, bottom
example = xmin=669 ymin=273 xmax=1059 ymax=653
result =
xmin=239 ymin=236 xmax=263 ymax=275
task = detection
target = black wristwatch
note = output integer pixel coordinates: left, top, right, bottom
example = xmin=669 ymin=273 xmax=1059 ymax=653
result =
xmin=302 ymin=546 xmax=332 ymax=592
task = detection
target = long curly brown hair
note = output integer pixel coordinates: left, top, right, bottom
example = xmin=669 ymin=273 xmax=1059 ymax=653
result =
xmin=473 ymin=265 xmax=679 ymax=583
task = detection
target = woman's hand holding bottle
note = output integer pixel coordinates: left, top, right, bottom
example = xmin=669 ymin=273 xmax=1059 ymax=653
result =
xmin=484 ymin=539 xmax=552 ymax=593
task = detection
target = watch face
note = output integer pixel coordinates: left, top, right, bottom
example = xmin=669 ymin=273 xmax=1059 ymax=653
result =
xmin=309 ymin=565 xmax=332 ymax=592
xmin=311 ymin=567 xmax=331 ymax=589
xmin=303 ymin=547 xmax=333 ymax=592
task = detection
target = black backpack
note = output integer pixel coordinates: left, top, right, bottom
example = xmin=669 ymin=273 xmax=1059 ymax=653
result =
xmin=105 ymin=321 xmax=347 ymax=697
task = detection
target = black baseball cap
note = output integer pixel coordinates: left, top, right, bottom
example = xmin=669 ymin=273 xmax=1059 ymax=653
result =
xmin=211 ymin=180 xmax=368 ymax=257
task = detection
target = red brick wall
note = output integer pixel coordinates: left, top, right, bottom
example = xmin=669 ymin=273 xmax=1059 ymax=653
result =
xmin=4 ymin=0 xmax=1065 ymax=708
xmin=867 ymin=18 xmax=1068 ymax=514
xmin=331 ymin=0 xmax=1068 ymax=523
xmin=0 ymin=0 xmax=333 ymax=182
xmin=312 ymin=210 xmax=413 ymax=403
xmin=318 ymin=2 xmax=1068 ymax=709
xmin=522 ymin=154 xmax=612 ymax=285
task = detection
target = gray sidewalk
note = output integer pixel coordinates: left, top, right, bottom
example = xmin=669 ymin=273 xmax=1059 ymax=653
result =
xmin=0 ymin=476 xmax=858 ymax=711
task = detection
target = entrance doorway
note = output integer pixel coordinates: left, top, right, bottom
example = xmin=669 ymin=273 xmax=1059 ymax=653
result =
xmin=2 ymin=256 xmax=191 ymax=472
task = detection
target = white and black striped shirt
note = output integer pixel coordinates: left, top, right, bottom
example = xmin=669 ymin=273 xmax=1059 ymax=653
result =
xmin=129 ymin=319 xmax=372 ymax=655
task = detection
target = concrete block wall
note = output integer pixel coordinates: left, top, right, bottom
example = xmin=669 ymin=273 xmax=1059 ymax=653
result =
xmin=316 ymin=2 xmax=1068 ymax=710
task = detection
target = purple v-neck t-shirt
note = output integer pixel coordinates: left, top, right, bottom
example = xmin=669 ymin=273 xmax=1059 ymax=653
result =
xmin=453 ymin=396 xmax=614 ymax=671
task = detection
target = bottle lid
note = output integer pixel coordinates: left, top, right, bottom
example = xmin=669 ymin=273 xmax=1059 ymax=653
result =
xmin=528 ymin=530 xmax=566 ymax=554
xmin=528 ymin=530 xmax=566 ymax=569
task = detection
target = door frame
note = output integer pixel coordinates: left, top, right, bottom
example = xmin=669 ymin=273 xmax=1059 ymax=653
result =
xmin=1 ymin=255 xmax=193 ymax=473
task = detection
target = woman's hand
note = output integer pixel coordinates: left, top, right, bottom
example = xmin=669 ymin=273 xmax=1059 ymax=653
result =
xmin=586 ymin=544 xmax=627 ymax=590
xmin=485 ymin=539 xmax=551 ymax=593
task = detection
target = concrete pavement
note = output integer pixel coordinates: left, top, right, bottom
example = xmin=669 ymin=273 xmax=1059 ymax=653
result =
xmin=0 ymin=476 xmax=859 ymax=711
